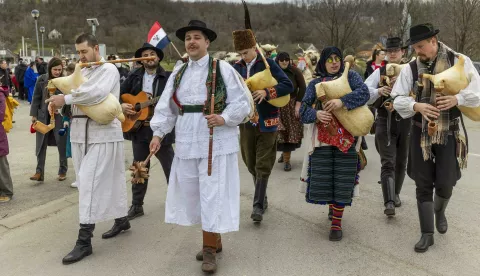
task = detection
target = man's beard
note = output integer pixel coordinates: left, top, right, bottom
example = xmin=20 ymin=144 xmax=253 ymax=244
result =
xmin=418 ymin=55 xmax=430 ymax=63
xmin=144 ymin=62 xmax=158 ymax=70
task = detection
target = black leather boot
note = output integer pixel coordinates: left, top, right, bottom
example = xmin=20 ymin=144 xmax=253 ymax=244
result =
xmin=414 ymin=201 xmax=435 ymax=253
xmin=102 ymin=217 xmax=131 ymax=239
xmin=382 ymin=177 xmax=396 ymax=217
xmin=127 ymin=205 xmax=144 ymax=220
xmin=62 ymin=224 xmax=95 ymax=265
xmin=395 ymin=168 xmax=406 ymax=207
xmin=252 ymin=176 xmax=268 ymax=211
xmin=434 ymin=194 xmax=450 ymax=234
xmin=251 ymin=179 xmax=268 ymax=222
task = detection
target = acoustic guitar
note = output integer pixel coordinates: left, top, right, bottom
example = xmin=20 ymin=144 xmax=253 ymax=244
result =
xmin=120 ymin=91 xmax=160 ymax=133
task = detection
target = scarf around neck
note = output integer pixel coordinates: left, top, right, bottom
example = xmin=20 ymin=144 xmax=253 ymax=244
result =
xmin=417 ymin=42 xmax=455 ymax=160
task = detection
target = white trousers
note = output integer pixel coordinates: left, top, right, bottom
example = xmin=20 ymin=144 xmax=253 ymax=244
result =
xmin=71 ymin=142 xmax=128 ymax=224
xmin=165 ymin=153 xmax=240 ymax=233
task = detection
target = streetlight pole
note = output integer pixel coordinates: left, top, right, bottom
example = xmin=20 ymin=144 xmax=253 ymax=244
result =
xmin=40 ymin=26 xmax=45 ymax=56
xmin=31 ymin=10 xmax=40 ymax=56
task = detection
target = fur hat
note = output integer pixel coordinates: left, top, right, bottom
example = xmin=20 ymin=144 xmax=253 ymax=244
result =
xmin=233 ymin=29 xmax=256 ymax=52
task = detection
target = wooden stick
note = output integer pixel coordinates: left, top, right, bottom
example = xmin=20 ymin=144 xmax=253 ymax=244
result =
xmin=170 ymin=42 xmax=184 ymax=59
xmin=208 ymin=60 xmax=218 ymax=176
xmin=255 ymin=43 xmax=270 ymax=69
xmin=79 ymin=57 xmax=155 ymax=67
xmin=143 ymin=151 xmax=155 ymax=166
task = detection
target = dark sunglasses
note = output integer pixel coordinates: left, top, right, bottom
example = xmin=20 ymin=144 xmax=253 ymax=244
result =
xmin=278 ymin=58 xmax=290 ymax=62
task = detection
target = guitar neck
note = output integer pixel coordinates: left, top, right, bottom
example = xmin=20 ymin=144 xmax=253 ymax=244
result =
xmin=139 ymin=96 xmax=161 ymax=109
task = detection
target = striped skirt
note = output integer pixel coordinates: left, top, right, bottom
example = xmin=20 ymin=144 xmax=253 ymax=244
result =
xmin=306 ymin=146 xmax=358 ymax=205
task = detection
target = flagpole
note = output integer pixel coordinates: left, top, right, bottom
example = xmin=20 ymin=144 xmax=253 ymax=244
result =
xmin=170 ymin=42 xmax=183 ymax=59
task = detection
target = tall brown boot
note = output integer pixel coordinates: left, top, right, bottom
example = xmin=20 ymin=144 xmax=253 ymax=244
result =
xmin=196 ymin=233 xmax=222 ymax=261
xmin=201 ymin=231 xmax=218 ymax=273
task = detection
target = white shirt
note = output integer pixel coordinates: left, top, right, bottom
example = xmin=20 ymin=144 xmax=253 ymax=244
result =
xmin=142 ymin=71 xmax=155 ymax=95
xmin=364 ymin=68 xmax=382 ymax=105
xmin=64 ymin=59 xmax=124 ymax=143
xmin=392 ymin=54 xmax=480 ymax=119
xmin=246 ymin=56 xmax=257 ymax=78
xmin=150 ymin=54 xmax=251 ymax=159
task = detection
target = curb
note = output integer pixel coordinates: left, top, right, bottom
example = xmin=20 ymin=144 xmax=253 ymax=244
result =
xmin=0 ymin=160 xmax=158 ymax=235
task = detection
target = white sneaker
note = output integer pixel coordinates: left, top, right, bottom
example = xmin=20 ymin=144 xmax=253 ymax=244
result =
xmin=70 ymin=182 xmax=78 ymax=188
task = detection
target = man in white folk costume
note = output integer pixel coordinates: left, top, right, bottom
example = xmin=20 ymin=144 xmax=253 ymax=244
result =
xmin=392 ymin=24 xmax=480 ymax=253
xmin=149 ymin=20 xmax=251 ymax=273
xmin=46 ymin=34 xmax=130 ymax=265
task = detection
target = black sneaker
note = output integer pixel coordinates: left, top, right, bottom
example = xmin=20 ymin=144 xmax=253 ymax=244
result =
xmin=127 ymin=205 xmax=144 ymax=220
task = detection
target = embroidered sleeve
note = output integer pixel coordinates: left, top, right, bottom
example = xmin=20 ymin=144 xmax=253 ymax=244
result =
xmin=300 ymin=78 xmax=320 ymax=124
xmin=219 ymin=61 xmax=251 ymax=127
xmin=340 ymin=71 xmax=370 ymax=110
xmin=265 ymin=87 xmax=278 ymax=100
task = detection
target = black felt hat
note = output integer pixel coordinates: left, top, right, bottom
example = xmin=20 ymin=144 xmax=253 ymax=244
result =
xmin=407 ymin=23 xmax=440 ymax=45
xmin=134 ymin=43 xmax=164 ymax=62
xmin=386 ymin=37 xmax=407 ymax=50
xmin=175 ymin=20 xmax=217 ymax=42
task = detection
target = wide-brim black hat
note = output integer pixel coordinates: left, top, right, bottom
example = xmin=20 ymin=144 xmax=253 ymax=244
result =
xmin=407 ymin=23 xmax=440 ymax=45
xmin=135 ymin=42 xmax=164 ymax=63
xmin=386 ymin=37 xmax=408 ymax=50
xmin=134 ymin=43 xmax=164 ymax=63
xmin=175 ymin=20 xmax=217 ymax=42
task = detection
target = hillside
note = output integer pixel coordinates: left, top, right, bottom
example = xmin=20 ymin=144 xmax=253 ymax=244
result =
xmin=0 ymin=0 xmax=479 ymax=60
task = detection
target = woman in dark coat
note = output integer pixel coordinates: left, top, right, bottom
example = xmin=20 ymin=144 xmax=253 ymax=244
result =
xmin=276 ymin=52 xmax=306 ymax=171
xmin=29 ymin=57 xmax=68 ymax=182
xmin=299 ymin=47 xmax=369 ymax=241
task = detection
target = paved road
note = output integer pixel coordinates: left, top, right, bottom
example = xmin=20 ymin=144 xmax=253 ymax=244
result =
xmin=0 ymin=102 xmax=479 ymax=276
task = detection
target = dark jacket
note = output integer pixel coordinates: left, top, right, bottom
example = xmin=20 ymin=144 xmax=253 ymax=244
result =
xmin=233 ymin=55 xmax=293 ymax=132
xmin=37 ymin=61 xmax=47 ymax=75
xmin=117 ymin=66 xmax=130 ymax=83
xmin=120 ymin=66 xmax=174 ymax=144
xmin=29 ymin=74 xmax=67 ymax=156
xmin=282 ymin=66 xmax=306 ymax=101
xmin=0 ymin=67 xmax=11 ymax=89
xmin=0 ymin=87 xmax=8 ymax=156
xmin=14 ymin=63 xmax=28 ymax=85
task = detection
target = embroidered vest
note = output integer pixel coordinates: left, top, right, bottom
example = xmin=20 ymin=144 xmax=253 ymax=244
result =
xmin=173 ymin=57 xmax=227 ymax=115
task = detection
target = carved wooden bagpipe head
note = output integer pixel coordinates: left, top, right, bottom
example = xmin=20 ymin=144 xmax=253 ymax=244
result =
xmin=48 ymin=57 xmax=153 ymax=124
xmin=420 ymin=55 xmax=468 ymax=95
xmin=315 ymin=61 xmax=374 ymax=136
xmin=32 ymin=85 xmax=57 ymax=134
xmin=382 ymin=58 xmax=416 ymax=87
xmin=420 ymin=55 xmax=480 ymax=121
xmin=49 ymin=64 xmax=86 ymax=95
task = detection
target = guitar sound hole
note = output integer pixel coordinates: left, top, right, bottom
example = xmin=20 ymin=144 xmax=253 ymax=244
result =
xmin=134 ymin=103 xmax=142 ymax=112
